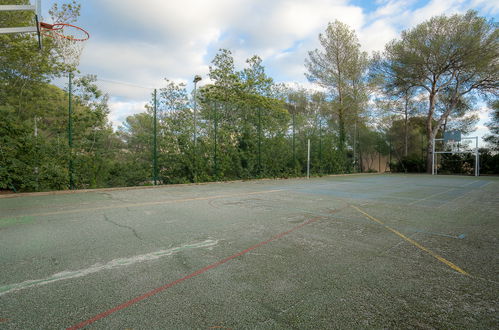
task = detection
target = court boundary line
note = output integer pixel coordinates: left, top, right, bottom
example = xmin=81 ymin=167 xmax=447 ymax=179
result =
xmin=66 ymin=216 xmax=322 ymax=330
xmin=0 ymin=189 xmax=284 ymax=219
xmin=407 ymin=187 xmax=456 ymax=206
xmin=351 ymin=205 xmax=469 ymax=276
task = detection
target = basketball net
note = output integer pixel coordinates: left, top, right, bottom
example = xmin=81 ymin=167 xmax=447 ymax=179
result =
xmin=447 ymin=140 xmax=471 ymax=153
xmin=40 ymin=22 xmax=89 ymax=73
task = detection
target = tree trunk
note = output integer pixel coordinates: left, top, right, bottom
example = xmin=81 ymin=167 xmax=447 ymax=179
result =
xmin=338 ymin=107 xmax=345 ymax=151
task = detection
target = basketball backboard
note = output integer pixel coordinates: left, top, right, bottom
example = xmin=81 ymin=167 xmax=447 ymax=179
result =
xmin=0 ymin=0 xmax=42 ymax=47
xmin=443 ymin=130 xmax=462 ymax=142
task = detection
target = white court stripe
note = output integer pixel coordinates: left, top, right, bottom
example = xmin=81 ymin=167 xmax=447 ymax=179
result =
xmin=0 ymin=239 xmax=218 ymax=296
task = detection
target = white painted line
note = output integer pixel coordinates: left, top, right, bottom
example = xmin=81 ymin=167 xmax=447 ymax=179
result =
xmin=408 ymin=188 xmax=455 ymax=206
xmin=460 ymin=180 xmax=480 ymax=187
xmin=0 ymin=239 xmax=218 ymax=296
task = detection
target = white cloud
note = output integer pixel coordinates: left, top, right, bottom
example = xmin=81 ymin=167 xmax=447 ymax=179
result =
xmin=408 ymin=0 xmax=467 ymax=26
xmin=358 ymin=19 xmax=398 ymax=53
xmin=471 ymin=0 xmax=499 ymax=14
xmin=109 ymin=100 xmax=148 ymax=129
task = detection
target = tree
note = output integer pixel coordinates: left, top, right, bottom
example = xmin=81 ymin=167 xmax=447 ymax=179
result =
xmin=201 ymin=49 xmax=290 ymax=179
xmin=305 ymin=20 xmax=368 ymax=153
xmin=375 ymin=11 xmax=498 ymax=172
xmin=240 ymin=55 xmax=274 ymax=97
xmin=0 ymin=0 xmax=86 ymax=191
xmin=484 ymin=99 xmax=499 ymax=150
xmin=117 ymin=112 xmax=154 ymax=186
xmin=70 ymin=75 xmax=116 ymax=188
xmin=156 ymin=80 xmax=194 ymax=183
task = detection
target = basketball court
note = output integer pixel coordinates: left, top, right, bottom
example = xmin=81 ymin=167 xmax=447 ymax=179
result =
xmin=1 ymin=2 xmax=498 ymax=329
xmin=0 ymin=174 xmax=498 ymax=328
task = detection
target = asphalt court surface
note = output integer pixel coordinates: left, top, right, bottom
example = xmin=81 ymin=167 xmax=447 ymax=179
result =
xmin=0 ymin=174 xmax=498 ymax=328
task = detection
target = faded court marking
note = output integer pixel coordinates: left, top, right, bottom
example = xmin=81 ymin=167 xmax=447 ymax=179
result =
xmin=408 ymin=187 xmax=456 ymax=206
xmin=0 ymin=239 xmax=218 ymax=297
xmin=0 ymin=189 xmax=283 ymax=220
xmin=351 ymin=205 xmax=469 ymax=276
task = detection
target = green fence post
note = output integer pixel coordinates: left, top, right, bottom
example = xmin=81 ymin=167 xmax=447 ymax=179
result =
xmin=319 ymin=118 xmax=322 ymax=174
xmin=214 ymin=101 xmax=218 ymax=179
xmin=292 ymin=112 xmax=296 ymax=170
xmin=68 ymin=72 xmax=74 ymax=190
xmin=258 ymin=107 xmax=262 ymax=175
xmin=153 ymin=88 xmax=158 ymax=185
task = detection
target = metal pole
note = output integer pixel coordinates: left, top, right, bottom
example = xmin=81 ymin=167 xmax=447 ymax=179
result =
xmin=258 ymin=107 xmax=262 ymax=174
xmin=68 ymin=72 xmax=74 ymax=190
xmin=214 ymin=102 xmax=218 ymax=179
xmin=193 ymin=83 xmax=197 ymax=182
xmin=34 ymin=116 xmax=39 ymax=191
xmin=153 ymin=88 xmax=157 ymax=185
xmin=432 ymin=138 xmax=435 ymax=175
xmin=353 ymin=120 xmax=356 ymax=172
xmin=193 ymin=75 xmax=201 ymax=183
xmin=319 ymin=122 xmax=323 ymax=173
xmin=307 ymin=139 xmax=311 ymax=179
xmin=292 ymin=111 xmax=296 ymax=168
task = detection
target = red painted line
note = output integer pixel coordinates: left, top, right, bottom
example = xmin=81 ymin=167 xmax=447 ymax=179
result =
xmin=67 ymin=217 xmax=321 ymax=330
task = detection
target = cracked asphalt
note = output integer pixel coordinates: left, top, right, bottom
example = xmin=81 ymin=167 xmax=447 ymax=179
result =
xmin=0 ymin=174 xmax=498 ymax=329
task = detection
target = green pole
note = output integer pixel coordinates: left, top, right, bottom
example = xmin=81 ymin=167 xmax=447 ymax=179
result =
xmin=319 ymin=119 xmax=322 ymax=174
xmin=192 ymin=76 xmax=201 ymax=182
xmin=214 ymin=102 xmax=218 ymax=179
xmin=68 ymin=72 xmax=74 ymax=190
xmin=258 ymin=107 xmax=262 ymax=174
xmin=7 ymin=181 xmax=17 ymax=193
xmin=292 ymin=112 xmax=296 ymax=168
xmin=153 ymin=89 xmax=158 ymax=185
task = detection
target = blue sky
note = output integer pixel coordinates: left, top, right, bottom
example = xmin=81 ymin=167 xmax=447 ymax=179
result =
xmin=40 ymin=0 xmax=498 ymax=138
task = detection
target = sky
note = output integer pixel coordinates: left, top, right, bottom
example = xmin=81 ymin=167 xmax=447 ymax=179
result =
xmin=40 ymin=0 xmax=498 ymax=141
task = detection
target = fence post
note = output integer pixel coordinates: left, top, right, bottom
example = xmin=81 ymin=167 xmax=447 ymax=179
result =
xmin=214 ymin=102 xmax=218 ymax=179
xmin=153 ymin=88 xmax=158 ymax=185
xmin=292 ymin=111 xmax=296 ymax=170
xmin=307 ymin=139 xmax=310 ymax=179
xmin=68 ymin=72 xmax=74 ymax=190
xmin=258 ymin=107 xmax=262 ymax=174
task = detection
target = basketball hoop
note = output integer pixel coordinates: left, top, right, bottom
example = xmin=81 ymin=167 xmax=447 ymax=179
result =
xmin=39 ymin=22 xmax=89 ymax=71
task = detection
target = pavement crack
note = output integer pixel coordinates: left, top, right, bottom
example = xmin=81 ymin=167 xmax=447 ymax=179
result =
xmin=103 ymin=214 xmax=142 ymax=240
xmin=100 ymin=192 xmax=130 ymax=203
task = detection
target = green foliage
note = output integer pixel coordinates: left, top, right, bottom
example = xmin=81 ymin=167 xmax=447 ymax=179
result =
xmin=484 ymin=100 xmax=499 ymax=150
xmin=306 ymin=21 xmax=369 ymax=152
xmin=479 ymin=149 xmax=499 ymax=174
xmin=374 ymin=10 xmax=498 ymax=172
xmin=391 ymin=155 xmax=426 ymax=173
